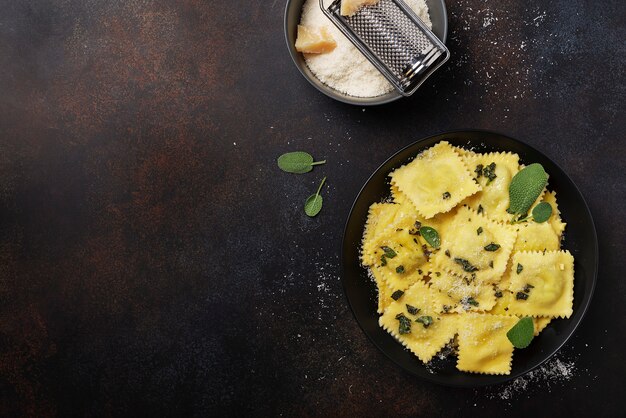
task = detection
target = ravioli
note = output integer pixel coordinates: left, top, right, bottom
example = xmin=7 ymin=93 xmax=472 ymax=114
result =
xmin=390 ymin=141 xmax=481 ymax=219
xmin=360 ymin=141 xmax=575 ymax=375
xmin=432 ymin=206 xmax=517 ymax=284
xmin=461 ymin=152 xmax=520 ymax=222
xmin=379 ymin=281 xmax=459 ymax=363
xmin=506 ymin=250 xmax=574 ymax=318
xmin=457 ymin=314 xmax=518 ymax=374
xmin=428 ymin=267 xmax=496 ymax=313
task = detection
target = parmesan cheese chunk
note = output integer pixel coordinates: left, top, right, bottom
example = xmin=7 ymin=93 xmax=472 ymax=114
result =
xmin=295 ymin=25 xmax=337 ymax=54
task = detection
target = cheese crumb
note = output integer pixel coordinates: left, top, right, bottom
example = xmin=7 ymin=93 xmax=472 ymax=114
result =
xmin=340 ymin=0 xmax=380 ymax=17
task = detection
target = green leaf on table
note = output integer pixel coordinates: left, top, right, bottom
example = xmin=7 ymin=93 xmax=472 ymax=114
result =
xmin=507 ymin=163 xmax=548 ymax=215
xmin=304 ymin=177 xmax=326 ymax=217
xmin=277 ymin=151 xmax=326 ymax=174
xmin=419 ymin=226 xmax=440 ymax=249
xmin=532 ymin=202 xmax=553 ymax=223
xmin=506 ymin=317 xmax=534 ymax=348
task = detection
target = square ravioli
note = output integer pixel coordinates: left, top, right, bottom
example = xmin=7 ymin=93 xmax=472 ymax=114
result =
xmin=367 ymin=227 xmax=428 ymax=291
xmin=432 ymin=206 xmax=517 ymax=283
xmin=427 ymin=266 xmax=496 ymax=313
xmin=461 ymin=152 xmax=520 ymax=222
xmin=361 ymin=200 xmax=423 ymax=266
xmin=379 ymin=281 xmax=458 ymax=363
xmin=457 ymin=313 xmax=518 ymax=375
xmin=390 ymin=141 xmax=481 ymax=219
xmin=513 ymin=221 xmax=561 ymax=253
xmin=506 ymin=250 xmax=574 ymax=318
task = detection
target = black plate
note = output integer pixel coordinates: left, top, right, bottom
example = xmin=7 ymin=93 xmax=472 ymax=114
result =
xmin=341 ymin=130 xmax=598 ymax=387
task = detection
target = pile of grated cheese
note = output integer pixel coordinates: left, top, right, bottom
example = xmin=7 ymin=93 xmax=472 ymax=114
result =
xmin=300 ymin=0 xmax=432 ymax=98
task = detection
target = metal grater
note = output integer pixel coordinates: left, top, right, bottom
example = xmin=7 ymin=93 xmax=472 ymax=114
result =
xmin=320 ymin=0 xmax=450 ymax=96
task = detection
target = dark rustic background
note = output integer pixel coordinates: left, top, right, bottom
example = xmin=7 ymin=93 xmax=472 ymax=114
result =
xmin=0 ymin=0 xmax=624 ymax=416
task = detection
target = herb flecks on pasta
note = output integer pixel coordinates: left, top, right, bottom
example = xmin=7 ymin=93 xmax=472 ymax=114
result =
xmin=360 ymin=141 xmax=574 ymax=375
xmin=431 ymin=206 xmax=517 ymax=284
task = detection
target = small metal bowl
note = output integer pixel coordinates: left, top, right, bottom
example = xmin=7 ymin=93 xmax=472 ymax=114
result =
xmin=284 ymin=0 xmax=448 ymax=105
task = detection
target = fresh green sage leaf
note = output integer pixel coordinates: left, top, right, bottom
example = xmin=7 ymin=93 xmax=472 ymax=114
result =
xmin=419 ymin=226 xmax=440 ymax=249
xmin=506 ymin=317 xmax=534 ymax=348
xmin=304 ymin=177 xmax=326 ymax=217
xmin=532 ymin=202 xmax=553 ymax=223
xmin=277 ymin=151 xmax=325 ymax=174
xmin=507 ymin=163 xmax=548 ymax=215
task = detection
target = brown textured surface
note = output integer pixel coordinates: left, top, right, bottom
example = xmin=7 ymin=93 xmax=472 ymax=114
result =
xmin=0 ymin=0 xmax=624 ymax=416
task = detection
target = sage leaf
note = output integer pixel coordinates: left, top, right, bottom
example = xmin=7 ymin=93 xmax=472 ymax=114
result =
xmin=507 ymin=163 xmax=548 ymax=215
xmin=532 ymin=202 xmax=552 ymax=223
xmin=419 ymin=226 xmax=440 ymax=249
xmin=406 ymin=304 xmax=420 ymax=315
xmin=304 ymin=177 xmax=326 ymax=217
xmin=381 ymin=246 xmax=397 ymax=258
xmin=277 ymin=151 xmax=326 ymax=174
xmin=454 ymin=257 xmax=478 ymax=273
xmin=391 ymin=290 xmax=404 ymax=301
xmin=484 ymin=243 xmax=500 ymax=251
xmin=396 ymin=313 xmax=411 ymax=334
xmin=416 ymin=315 xmax=433 ymax=328
xmin=506 ymin=317 xmax=534 ymax=348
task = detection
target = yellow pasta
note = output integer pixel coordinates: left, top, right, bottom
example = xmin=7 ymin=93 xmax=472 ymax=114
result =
xmin=506 ymin=250 xmax=574 ymax=318
xmin=452 ymin=145 xmax=478 ymax=159
xmin=368 ymin=229 xmax=428 ymax=290
xmin=390 ymin=184 xmax=410 ymax=205
xmin=390 ymin=141 xmax=481 ymax=219
xmin=513 ymin=221 xmax=561 ymax=253
xmin=369 ymin=266 xmax=394 ymax=314
xmin=361 ymin=203 xmax=400 ymax=265
xmin=379 ymin=281 xmax=459 ymax=362
xmin=533 ymin=317 xmax=552 ymax=336
xmin=432 ymin=206 xmax=517 ymax=284
xmin=359 ymin=141 xmax=575 ymax=375
xmin=457 ymin=313 xmax=518 ymax=374
xmin=361 ymin=201 xmax=422 ymax=266
xmin=461 ymin=152 xmax=520 ymax=222
xmin=428 ymin=267 xmax=497 ymax=313
xmin=539 ymin=191 xmax=566 ymax=237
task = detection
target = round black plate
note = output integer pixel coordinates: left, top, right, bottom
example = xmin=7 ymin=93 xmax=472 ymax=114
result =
xmin=341 ymin=130 xmax=598 ymax=387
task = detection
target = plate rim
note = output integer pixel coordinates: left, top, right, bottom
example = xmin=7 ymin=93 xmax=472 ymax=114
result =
xmin=340 ymin=129 xmax=598 ymax=387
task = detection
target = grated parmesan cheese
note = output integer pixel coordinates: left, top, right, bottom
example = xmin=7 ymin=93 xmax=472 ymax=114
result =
xmin=300 ymin=0 xmax=432 ymax=97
